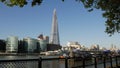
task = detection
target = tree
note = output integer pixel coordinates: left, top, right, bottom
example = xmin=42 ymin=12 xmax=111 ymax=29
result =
xmin=0 ymin=0 xmax=42 ymax=7
xmin=76 ymin=0 xmax=120 ymax=36
xmin=0 ymin=0 xmax=120 ymax=36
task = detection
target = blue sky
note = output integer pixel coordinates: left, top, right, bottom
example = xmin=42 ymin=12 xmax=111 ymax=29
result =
xmin=0 ymin=0 xmax=120 ymax=48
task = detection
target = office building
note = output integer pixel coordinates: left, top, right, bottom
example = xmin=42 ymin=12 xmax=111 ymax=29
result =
xmin=49 ymin=9 xmax=60 ymax=45
xmin=23 ymin=37 xmax=38 ymax=53
xmin=6 ymin=36 xmax=18 ymax=53
xmin=38 ymin=34 xmax=48 ymax=51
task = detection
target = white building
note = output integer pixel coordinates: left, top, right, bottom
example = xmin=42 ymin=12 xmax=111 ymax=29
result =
xmin=67 ymin=41 xmax=81 ymax=49
xmin=90 ymin=44 xmax=100 ymax=51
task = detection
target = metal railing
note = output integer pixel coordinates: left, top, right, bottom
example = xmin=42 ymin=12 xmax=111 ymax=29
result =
xmin=0 ymin=55 xmax=120 ymax=68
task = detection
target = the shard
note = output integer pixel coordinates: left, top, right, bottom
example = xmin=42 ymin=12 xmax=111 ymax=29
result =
xmin=49 ymin=9 xmax=60 ymax=45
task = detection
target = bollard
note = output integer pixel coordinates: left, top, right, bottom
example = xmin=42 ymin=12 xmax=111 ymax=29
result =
xmin=103 ymin=57 xmax=106 ymax=68
xmin=94 ymin=57 xmax=97 ymax=68
xmin=38 ymin=57 xmax=42 ymax=68
xmin=110 ymin=56 xmax=113 ymax=68
xmin=65 ymin=57 xmax=68 ymax=68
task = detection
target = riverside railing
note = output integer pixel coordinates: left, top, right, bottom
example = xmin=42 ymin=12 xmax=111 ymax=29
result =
xmin=0 ymin=55 xmax=120 ymax=68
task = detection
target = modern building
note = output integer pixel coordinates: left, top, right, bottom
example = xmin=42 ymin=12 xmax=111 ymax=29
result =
xmin=38 ymin=34 xmax=48 ymax=51
xmin=44 ymin=36 xmax=49 ymax=43
xmin=23 ymin=37 xmax=38 ymax=53
xmin=49 ymin=9 xmax=60 ymax=45
xmin=47 ymin=9 xmax=62 ymax=51
xmin=6 ymin=36 xmax=18 ymax=53
xmin=38 ymin=39 xmax=47 ymax=51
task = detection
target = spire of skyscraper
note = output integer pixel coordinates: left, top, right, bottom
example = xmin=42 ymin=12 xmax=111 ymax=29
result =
xmin=49 ymin=9 xmax=60 ymax=45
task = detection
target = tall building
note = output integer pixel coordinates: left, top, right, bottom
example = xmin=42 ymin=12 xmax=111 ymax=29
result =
xmin=50 ymin=9 xmax=60 ymax=45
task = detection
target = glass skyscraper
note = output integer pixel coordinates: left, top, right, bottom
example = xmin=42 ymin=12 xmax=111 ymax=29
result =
xmin=50 ymin=9 xmax=60 ymax=45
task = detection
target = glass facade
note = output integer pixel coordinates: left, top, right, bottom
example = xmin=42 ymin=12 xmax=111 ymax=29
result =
xmin=6 ymin=36 xmax=18 ymax=53
xmin=38 ymin=39 xmax=47 ymax=51
xmin=23 ymin=37 xmax=38 ymax=53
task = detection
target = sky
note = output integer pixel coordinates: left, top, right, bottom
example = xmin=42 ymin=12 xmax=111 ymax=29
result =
xmin=0 ymin=0 xmax=120 ymax=49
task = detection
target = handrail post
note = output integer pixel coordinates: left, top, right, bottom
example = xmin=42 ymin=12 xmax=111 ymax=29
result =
xmin=65 ymin=57 xmax=68 ymax=68
xmin=110 ymin=56 xmax=113 ymax=68
xmin=103 ymin=56 xmax=106 ymax=68
xmin=94 ymin=57 xmax=97 ymax=68
xmin=115 ymin=56 xmax=118 ymax=68
xmin=82 ymin=57 xmax=85 ymax=68
xmin=38 ymin=57 xmax=42 ymax=68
